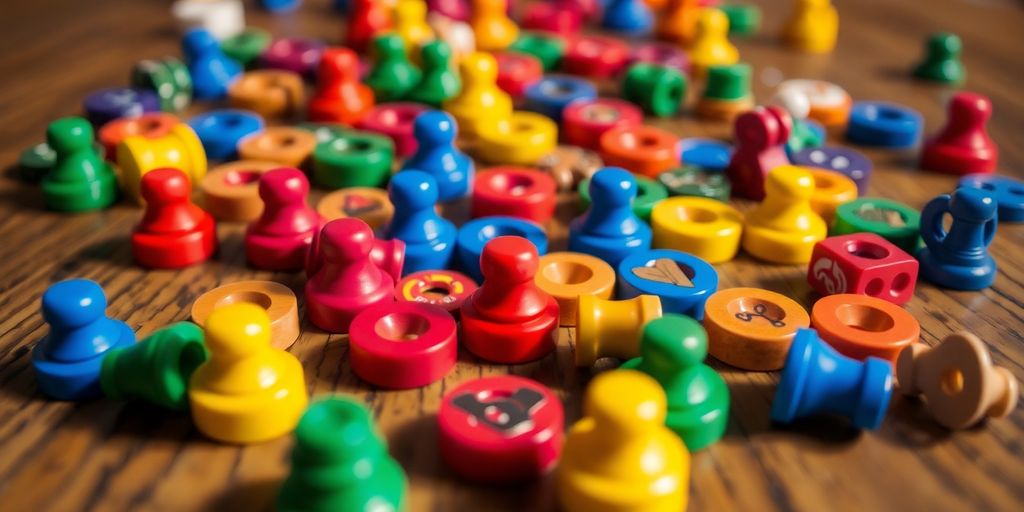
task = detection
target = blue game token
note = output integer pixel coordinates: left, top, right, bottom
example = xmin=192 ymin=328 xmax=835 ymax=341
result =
xmin=617 ymin=249 xmax=718 ymax=321
xmin=792 ymin=145 xmax=873 ymax=195
xmin=679 ymin=138 xmax=732 ymax=171
xmin=261 ymin=0 xmax=301 ymax=12
xmin=523 ymin=75 xmax=598 ymax=123
xmin=958 ymin=174 xmax=1024 ymax=223
xmin=456 ymin=216 xmax=549 ymax=283
xmin=385 ymin=171 xmax=457 ymax=274
xmin=846 ymin=101 xmax=923 ymax=148
xmin=83 ymin=87 xmax=161 ymax=126
xmin=188 ymin=109 xmax=265 ymax=161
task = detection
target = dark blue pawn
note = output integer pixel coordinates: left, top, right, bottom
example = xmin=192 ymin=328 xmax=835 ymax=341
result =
xmin=402 ymin=111 xmax=474 ymax=202
xmin=772 ymin=328 xmax=893 ymax=430
xmin=183 ymin=28 xmax=242 ymax=100
xmin=384 ymin=171 xmax=457 ymax=274
xmin=569 ymin=167 xmax=652 ymax=267
xmin=602 ymin=0 xmax=652 ymax=35
xmin=917 ymin=187 xmax=998 ymax=290
xmin=456 ymin=216 xmax=549 ymax=283
xmin=188 ymin=109 xmax=265 ymax=161
xmin=32 ymin=279 xmax=136 ymax=401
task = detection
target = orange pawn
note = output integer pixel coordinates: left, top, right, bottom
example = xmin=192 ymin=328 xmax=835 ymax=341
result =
xmin=308 ymin=48 xmax=375 ymax=124
xmin=656 ymin=0 xmax=700 ymax=46
xmin=470 ymin=0 xmax=518 ymax=51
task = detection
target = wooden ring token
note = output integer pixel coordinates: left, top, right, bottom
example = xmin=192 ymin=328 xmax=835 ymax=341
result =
xmin=200 ymin=160 xmax=279 ymax=222
xmin=316 ymin=187 xmax=394 ymax=229
xmin=191 ymin=280 xmax=300 ymax=350
xmin=227 ymin=69 xmax=305 ymax=120
xmin=535 ymin=252 xmax=615 ymax=326
xmin=704 ymin=287 xmax=810 ymax=371
xmin=237 ymin=126 xmax=317 ymax=167
xmin=812 ymin=293 xmax=919 ymax=365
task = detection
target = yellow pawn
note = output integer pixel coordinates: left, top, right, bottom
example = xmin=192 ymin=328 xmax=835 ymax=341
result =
xmin=442 ymin=51 xmax=512 ymax=137
xmin=558 ymin=370 xmax=689 ymax=512
xmin=470 ymin=0 xmax=518 ymax=51
xmin=189 ymin=303 xmax=308 ymax=444
xmin=393 ymin=0 xmax=434 ymax=54
xmin=742 ymin=165 xmax=827 ymax=264
xmin=690 ymin=9 xmax=740 ymax=76
xmin=782 ymin=0 xmax=838 ymax=53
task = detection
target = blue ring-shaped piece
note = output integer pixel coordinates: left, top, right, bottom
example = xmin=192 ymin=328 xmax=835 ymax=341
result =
xmin=523 ymin=75 xmax=598 ymax=123
xmin=958 ymin=174 xmax=1024 ymax=223
xmin=616 ymin=249 xmax=717 ymax=321
xmin=456 ymin=216 xmax=549 ymax=283
xmin=679 ymin=138 xmax=732 ymax=171
xmin=845 ymin=101 xmax=923 ymax=148
xmin=188 ymin=109 xmax=265 ymax=161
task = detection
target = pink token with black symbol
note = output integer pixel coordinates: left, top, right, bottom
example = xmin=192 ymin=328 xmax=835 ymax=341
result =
xmin=355 ymin=102 xmax=428 ymax=157
xmin=395 ymin=270 xmax=479 ymax=316
xmin=439 ymin=376 xmax=563 ymax=482
xmin=348 ymin=302 xmax=457 ymax=389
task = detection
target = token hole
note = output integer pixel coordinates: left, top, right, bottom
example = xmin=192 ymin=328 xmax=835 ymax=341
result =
xmin=940 ymin=368 xmax=965 ymax=395
xmin=223 ymin=170 xmax=263 ymax=186
xmin=890 ymin=273 xmax=911 ymax=295
xmin=542 ymin=261 xmax=594 ymax=285
xmin=672 ymin=205 xmax=717 ymax=223
xmin=845 ymin=240 xmax=889 ymax=259
xmin=835 ymin=304 xmax=895 ymax=332
xmin=423 ymin=285 xmax=452 ymax=300
xmin=215 ymin=291 xmax=273 ymax=310
xmin=375 ymin=312 xmax=431 ymax=341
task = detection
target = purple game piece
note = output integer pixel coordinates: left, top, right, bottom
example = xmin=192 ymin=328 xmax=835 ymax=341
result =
xmin=792 ymin=145 xmax=873 ymax=195
xmin=83 ymin=88 xmax=161 ymax=126
xmin=629 ymin=42 xmax=691 ymax=77
xmin=261 ymin=37 xmax=325 ymax=78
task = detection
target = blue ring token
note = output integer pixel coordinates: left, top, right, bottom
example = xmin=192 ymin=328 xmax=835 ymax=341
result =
xmin=679 ymin=138 xmax=732 ymax=171
xmin=617 ymin=249 xmax=718 ymax=321
xmin=958 ymin=174 xmax=1024 ymax=223
xmin=188 ymin=109 xmax=265 ymax=161
xmin=523 ymin=75 xmax=598 ymax=123
xmin=845 ymin=101 xmax=922 ymax=148
xmin=456 ymin=216 xmax=549 ymax=283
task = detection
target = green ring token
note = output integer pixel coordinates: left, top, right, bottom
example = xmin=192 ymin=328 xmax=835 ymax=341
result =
xmin=832 ymin=197 xmax=922 ymax=252
xmin=658 ymin=166 xmax=731 ymax=202
xmin=579 ymin=175 xmax=668 ymax=221
xmin=132 ymin=59 xmax=178 ymax=112
xmin=622 ymin=63 xmax=687 ymax=118
xmin=312 ymin=130 xmax=395 ymax=189
xmin=298 ymin=123 xmax=352 ymax=144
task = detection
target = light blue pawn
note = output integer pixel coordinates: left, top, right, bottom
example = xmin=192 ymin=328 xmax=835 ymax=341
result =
xmin=569 ymin=167 xmax=652 ymax=267
xmin=401 ymin=111 xmax=474 ymax=202
xmin=384 ymin=171 xmax=457 ymax=274
xmin=183 ymin=28 xmax=242 ymax=100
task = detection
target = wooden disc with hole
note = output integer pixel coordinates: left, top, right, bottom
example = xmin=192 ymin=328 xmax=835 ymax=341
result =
xmin=316 ymin=187 xmax=394 ymax=229
xmin=191 ymin=281 xmax=300 ymax=350
xmin=200 ymin=160 xmax=280 ymax=222
xmin=704 ymin=287 xmax=809 ymax=371
xmin=535 ymin=252 xmax=615 ymax=326
xmin=237 ymin=126 xmax=317 ymax=167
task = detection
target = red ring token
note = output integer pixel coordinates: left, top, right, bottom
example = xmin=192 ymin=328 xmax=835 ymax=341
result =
xmin=396 ymin=270 xmax=479 ymax=315
xmin=355 ymin=102 xmax=428 ymax=157
xmin=439 ymin=376 xmax=564 ymax=482
xmin=494 ymin=51 xmax=543 ymax=98
xmin=349 ymin=302 xmax=457 ymax=389
xmin=471 ymin=167 xmax=557 ymax=223
xmin=599 ymin=124 xmax=681 ymax=178
xmin=562 ymin=98 xmax=643 ymax=151
xmin=562 ymin=35 xmax=629 ymax=79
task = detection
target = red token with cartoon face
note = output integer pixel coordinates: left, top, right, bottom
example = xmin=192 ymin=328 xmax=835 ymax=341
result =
xmin=349 ymin=302 xmax=457 ymax=389
xmin=395 ymin=270 xmax=479 ymax=315
xmin=439 ymin=376 xmax=564 ymax=482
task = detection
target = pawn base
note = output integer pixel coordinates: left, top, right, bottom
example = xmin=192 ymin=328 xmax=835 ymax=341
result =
xmin=132 ymin=217 xmax=218 ymax=269
xmin=41 ymin=172 xmax=118 ymax=212
xmin=32 ymin=321 xmax=135 ymax=401
xmin=918 ymin=249 xmax=996 ymax=290
xmin=245 ymin=229 xmax=316 ymax=271
xmin=461 ymin=298 xmax=559 ymax=364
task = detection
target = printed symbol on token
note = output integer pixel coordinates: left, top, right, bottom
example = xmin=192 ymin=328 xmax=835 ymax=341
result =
xmin=811 ymin=257 xmax=847 ymax=294
xmin=343 ymin=194 xmax=382 ymax=216
xmin=661 ymin=171 xmax=707 ymax=188
xmin=735 ymin=302 xmax=786 ymax=327
xmin=451 ymin=388 xmax=545 ymax=437
xmin=631 ymin=258 xmax=694 ymax=287
xmin=857 ymin=204 xmax=905 ymax=227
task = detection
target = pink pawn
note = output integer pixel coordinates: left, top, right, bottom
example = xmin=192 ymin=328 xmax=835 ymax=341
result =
xmin=306 ymin=229 xmax=405 ymax=283
xmin=727 ymin=105 xmax=792 ymax=201
xmin=921 ymin=92 xmax=998 ymax=175
xmin=305 ymin=218 xmax=396 ymax=333
xmin=132 ymin=168 xmax=217 ymax=269
xmin=245 ymin=168 xmax=322 ymax=271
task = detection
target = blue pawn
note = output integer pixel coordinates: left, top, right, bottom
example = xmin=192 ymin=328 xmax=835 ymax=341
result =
xmin=32 ymin=279 xmax=136 ymax=401
xmin=772 ymin=328 xmax=893 ymax=430
xmin=188 ymin=109 xmax=265 ymax=161
xmin=384 ymin=171 xmax=457 ymax=274
xmin=261 ymin=0 xmax=301 ymax=12
xmin=182 ymin=28 xmax=242 ymax=100
xmin=917 ymin=187 xmax=998 ymax=290
xmin=569 ymin=167 xmax=652 ymax=268
xmin=402 ymin=111 xmax=474 ymax=202
xmin=456 ymin=216 xmax=548 ymax=283
xmin=602 ymin=0 xmax=653 ymax=34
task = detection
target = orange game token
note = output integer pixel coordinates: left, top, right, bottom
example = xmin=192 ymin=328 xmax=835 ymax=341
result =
xmin=200 ymin=160 xmax=279 ymax=222
xmin=535 ymin=252 xmax=616 ymax=326
xmin=599 ymin=125 xmax=680 ymax=178
xmin=704 ymin=287 xmax=810 ymax=371
xmin=191 ymin=280 xmax=301 ymax=350
xmin=811 ymin=293 xmax=919 ymax=365
xmin=316 ymin=187 xmax=394 ymax=229
xmin=98 ymin=112 xmax=180 ymax=160
xmin=228 ymin=69 xmax=306 ymax=120
xmin=237 ymin=126 xmax=318 ymax=167
xmin=807 ymin=167 xmax=858 ymax=224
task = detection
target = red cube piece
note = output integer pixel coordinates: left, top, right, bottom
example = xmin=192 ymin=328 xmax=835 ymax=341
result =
xmin=562 ymin=35 xmax=629 ymax=79
xmin=808 ymin=233 xmax=919 ymax=305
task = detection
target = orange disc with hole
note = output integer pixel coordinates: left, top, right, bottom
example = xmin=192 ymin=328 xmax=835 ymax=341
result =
xmin=535 ymin=252 xmax=616 ymax=326
xmin=228 ymin=69 xmax=306 ymax=120
xmin=598 ymin=125 xmax=681 ymax=178
xmin=316 ymin=187 xmax=394 ymax=229
xmin=200 ymin=160 xmax=280 ymax=222
xmin=98 ymin=112 xmax=180 ymax=160
xmin=811 ymin=293 xmax=919 ymax=365
xmin=704 ymin=287 xmax=810 ymax=371
xmin=807 ymin=167 xmax=858 ymax=224
xmin=191 ymin=281 xmax=300 ymax=350
xmin=237 ymin=126 xmax=317 ymax=168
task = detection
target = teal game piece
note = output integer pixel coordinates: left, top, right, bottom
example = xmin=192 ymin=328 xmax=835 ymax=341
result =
xmin=100 ymin=322 xmax=208 ymax=410
xmin=41 ymin=117 xmax=119 ymax=212
xmin=913 ymin=33 xmax=966 ymax=85
xmin=364 ymin=34 xmax=421 ymax=102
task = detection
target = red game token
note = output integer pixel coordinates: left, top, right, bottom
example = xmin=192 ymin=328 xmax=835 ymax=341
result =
xmin=562 ymin=35 xmax=629 ymax=79
xmin=599 ymin=124 xmax=681 ymax=177
xmin=562 ymin=98 xmax=643 ymax=151
xmin=355 ymin=102 xmax=427 ymax=157
xmin=349 ymin=301 xmax=457 ymax=388
xmin=471 ymin=167 xmax=557 ymax=223
xmin=439 ymin=376 xmax=564 ymax=482
xmin=396 ymin=270 xmax=478 ymax=315
xmin=494 ymin=51 xmax=543 ymax=98
xmin=521 ymin=2 xmax=582 ymax=36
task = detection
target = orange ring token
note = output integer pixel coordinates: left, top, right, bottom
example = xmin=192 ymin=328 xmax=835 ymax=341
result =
xmin=535 ymin=252 xmax=616 ymax=326
xmin=807 ymin=168 xmax=858 ymax=224
xmin=704 ymin=287 xmax=810 ymax=371
xmin=237 ymin=126 xmax=318 ymax=168
xmin=599 ymin=125 xmax=680 ymax=178
xmin=316 ymin=187 xmax=394 ymax=229
xmin=776 ymin=79 xmax=852 ymax=128
xmin=811 ymin=293 xmax=919 ymax=365
xmin=200 ymin=160 xmax=280 ymax=222
xmin=97 ymin=112 xmax=180 ymax=160
xmin=228 ymin=70 xmax=306 ymax=120
xmin=191 ymin=281 xmax=300 ymax=350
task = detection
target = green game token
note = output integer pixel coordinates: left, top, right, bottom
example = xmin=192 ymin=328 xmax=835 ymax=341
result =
xmin=622 ymin=63 xmax=687 ymax=118
xmin=221 ymin=28 xmax=272 ymax=69
xmin=658 ymin=166 xmax=731 ymax=202
xmin=912 ymin=32 xmax=966 ymax=85
xmin=703 ymin=63 xmax=751 ymax=101
xmin=579 ymin=175 xmax=668 ymax=221
xmin=508 ymin=31 xmax=566 ymax=71
xmin=312 ymin=130 xmax=395 ymax=189
xmin=832 ymin=197 xmax=922 ymax=252
xmin=406 ymin=40 xmax=461 ymax=107
xmin=720 ymin=4 xmax=762 ymax=36
xmin=41 ymin=117 xmax=119 ymax=212
xmin=131 ymin=57 xmax=192 ymax=112
xmin=18 ymin=142 xmax=56 ymax=182
xmin=100 ymin=322 xmax=208 ymax=411
xmin=297 ymin=123 xmax=351 ymax=144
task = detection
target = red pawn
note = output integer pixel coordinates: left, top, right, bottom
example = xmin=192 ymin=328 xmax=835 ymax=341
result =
xmin=727 ymin=106 xmax=792 ymax=201
xmin=921 ymin=92 xmax=998 ymax=175
xmin=347 ymin=0 xmax=392 ymax=54
xmin=306 ymin=229 xmax=405 ymax=283
xmin=309 ymin=48 xmax=375 ymax=124
xmin=245 ymin=168 xmax=322 ymax=271
xmin=305 ymin=218 xmax=395 ymax=333
xmin=132 ymin=168 xmax=217 ymax=268
xmin=460 ymin=236 xmax=559 ymax=364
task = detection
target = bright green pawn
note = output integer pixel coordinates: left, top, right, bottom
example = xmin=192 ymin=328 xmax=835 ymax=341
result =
xmin=364 ymin=34 xmax=421 ymax=102
xmin=100 ymin=322 xmax=208 ymax=411
xmin=913 ymin=33 xmax=966 ymax=85
xmin=279 ymin=397 xmax=407 ymax=512
xmin=621 ymin=314 xmax=729 ymax=451
xmin=41 ymin=117 xmax=119 ymax=212
xmin=407 ymin=41 xmax=461 ymax=107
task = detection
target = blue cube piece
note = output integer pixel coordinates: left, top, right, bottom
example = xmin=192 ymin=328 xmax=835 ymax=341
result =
xmin=457 ymin=216 xmax=549 ymax=283
xmin=617 ymin=249 xmax=717 ymax=321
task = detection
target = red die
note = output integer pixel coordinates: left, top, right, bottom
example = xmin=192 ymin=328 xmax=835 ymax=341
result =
xmin=349 ymin=301 xmax=457 ymax=388
xmin=494 ymin=51 xmax=543 ymax=98
xmin=472 ymin=167 xmax=557 ymax=223
xmin=562 ymin=35 xmax=629 ymax=79
xmin=439 ymin=376 xmax=564 ymax=482
xmin=808 ymin=233 xmax=919 ymax=305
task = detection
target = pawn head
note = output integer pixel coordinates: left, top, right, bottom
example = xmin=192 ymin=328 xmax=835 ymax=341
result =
xmin=697 ymin=8 xmax=729 ymax=36
xmin=396 ymin=0 xmax=427 ymax=20
xmin=204 ymin=303 xmax=271 ymax=360
xmin=413 ymin=110 xmax=457 ymax=146
xmin=928 ymin=32 xmax=962 ymax=57
xmin=294 ymin=397 xmax=378 ymax=458
xmin=259 ymin=167 xmax=310 ymax=205
xmin=735 ymin=107 xmax=784 ymax=150
xmin=948 ymin=92 xmax=992 ymax=127
xmin=319 ymin=217 xmax=375 ymax=263
xmin=420 ymin=40 xmax=452 ymax=68
xmin=641 ymin=315 xmax=709 ymax=373
xmin=389 ymin=170 xmax=439 ymax=210
xmin=460 ymin=52 xmax=498 ymax=83
xmin=47 ymin=117 xmax=93 ymax=154
xmin=765 ymin=165 xmax=814 ymax=200
xmin=319 ymin=47 xmax=359 ymax=82
xmin=42 ymin=279 xmax=107 ymax=329
xmin=480 ymin=236 xmax=539 ymax=283
xmin=585 ymin=370 xmax=667 ymax=433
xmin=589 ymin=167 xmax=636 ymax=207
xmin=949 ymin=187 xmax=997 ymax=223
xmin=182 ymin=28 xmax=219 ymax=60
xmin=140 ymin=168 xmax=191 ymax=204
xmin=374 ymin=34 xmax=406 ymax=59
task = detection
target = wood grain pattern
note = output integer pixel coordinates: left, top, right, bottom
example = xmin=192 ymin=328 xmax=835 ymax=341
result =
xmin=0 ymin=0 xmax=1022 ymax=510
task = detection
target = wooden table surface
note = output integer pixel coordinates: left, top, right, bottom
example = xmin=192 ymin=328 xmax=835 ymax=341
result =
xmin=1 ymin=0 xmax=1023 ymax=510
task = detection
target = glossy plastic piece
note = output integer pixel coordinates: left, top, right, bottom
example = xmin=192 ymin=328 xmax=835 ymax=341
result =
xmin=651 ymin=196 xmax=743 ymax=263
xmin=704 ymin=287 xmax=810 ymax=371
xmin=562 ymin=35 xmax=630 ymax=79
xmin=569 ymin=168 xmax=652 ymax=268
xmin=475 ymin=112 xmax=558 ymax=166
xmin=845 ymin=101 xmax=922 ymax=148
xmin=742 ymin=165 xmax=827 ymax=264
xmin=384 ymin=171 xmax=457 ymax=274
xmin=191 ymin=280 xmax=301 ymax=350
xmin=245 ymin=168 xmax=321 ymax=271
xmin=132 ymin=168 xmax=218 ymax=268
xmin=690 ymin=9 xmax=739 ymax=74
xmin=456 ymin=216 xmax=548 ymax=283
xmin=921 ymin=92 xmax=998 ymax=175
xmin=807 ymin=168 xmax=858 ymax=224
xmin=395 ymin=270 xmax=478 ymax=315
xmin=679 ymin=137 xmax=732 ymax=171
xmin=308 ymin=47 xmax=375 ymax=124
xmin=575 ymin=295 xmax=662 ymax=367
xmin=812 ymin=293 xmax=919 ymax=365
xmin=200 ymin=160 xmax=277 ymax=222
xmin=621 ymin=63 xmax=686 ymax=118
xmin=311 ymin=130 xmax=394 ymax=189
xmin=912 ymin=32 xmax=965 ymax=84
xmin=657 ymin=166 xmax=730 ymax=202
xmin=601 ymin=0 xmax=652 ymax=34
xmin=832 ymin=198 xmax=921 ymax=253
xmin=41 ymin=117 xmax=119 ymax=212
xmin=562 ymin=98 xmax=643 ymax=151
xmin=402 ymin=110 xmax=474 ymax=201
xmin=782 ymin=0 xmax=838 ymax=53
xmin=791 ymin=145 xmax=872 ymax=195
xmin=182 ymin=28 xmax=242 ymax=100
xmin=471 ymin=167 xmax=557 ymax=223
xmin=470 ymin=0 xmax=518 ymax=50
xmin=442 ymin=52 xmax=513 ymax=136
xmin=83 ymin=87 xmax=160 ymax=127
xmin=188 ymin=109 xmax=265 ymax=161
xmin=349 ymin=301 xmax=457 ymax=388
xmin=958 ymin=174 xmax=1024 ymax=222
xmin=364 ymin=34 xmax=421 ymax=102
xmin=535 ymin=252 xmax=615 ymax=326
xmin=917 ymin=187 xmax=998 ymax=290
xmin=523 ymin=75 xmax=597 ymax=122
xmin=228 ymin=70 xmax=305 ymax=121
xmin=578 ymin=175 xmax=667 ymax=221
xmin=599 ymin=125 xmax=680 ymax=178
xmin=808 ymin=233 xmax=918 ymax=304
xmin=100 ymin=322 xmax=207 ymax=410
xmin=726 ymin=105 xmax=792 ymax=201
xmin=356 ymin=102 xmax=427 ymax=157
xmin=347 ymin=0 xmax=393 ymax=52
xmin=116 ymin=122 xmax=207 ymax=204
xmin=618 ymin=249 xmax=717 ymax=321
xmin=407 ymin=40 xmax=462 ymax=106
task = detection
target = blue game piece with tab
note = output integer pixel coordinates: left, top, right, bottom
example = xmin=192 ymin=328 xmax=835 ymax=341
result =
xmin=384 ymin=170 xmax=457 ymax=274
xmin=401 ymin=111 xmax=474 ymax=202
xmin=82 ymin=87 xmax=160 ymax=127
xmin=182 ymin=28 xmax=242 ymax=100
xmin=569 ymin=167 xmax=652 ymax=267
xmin=523 ymin=75 xmax=598 ymax=123
xmin=680 ymin=138 xmax=732 ymax=172
xmin=32 ymin=279 xmax=136 ymax=401
xmin=959 ymin=174 xmax=1024 ymax=223
xmin=188 ymin=109 xmax=265 ymax=161
xmin=917 ymin=187 xmax=998 ymax=290
xmin=846 ymin=101 xmax=923 ymax=149
xmin=617 ymin=249 xmax=717 ymax=321
xmin=456 ymin=216 xmax=549 ymax=283
xmin=601 ymin=0 xmax=652 ymax=34
xmin=771 ymin=328 xmax=893 ymax=430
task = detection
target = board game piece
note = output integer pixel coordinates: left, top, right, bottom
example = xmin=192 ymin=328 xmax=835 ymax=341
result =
xmin=523 ymin=75 xmax=597 ymax=122
xmin=562 ymin=98 xmax=643 ymax=151
xmin=658 ymin=166 xmax=731 ymax=202
xmin=17 ymin=142 xmax=56 ymax=182
xmin=245 ymin=168 xmax=321 ymax=271
xmin=427 ymin=11 xmax=477 ymax=63
xmin=308 ymin=227 xmax=406 ymax=284
xmin=99 ymin=113 xmax=180 ymax=159
xmin=188 ymin=109 xmax=264 ymax=161
xmin=200 ymin=160 xmax=278 ymax=221
xmin=182 ymin=28 xmax=242 ymax=100
xmin=393 ymin=0 xmax=435 ymax=52
xmin=220 ymin=27 xmax=272 ymax=68
xmin=812 ymin=293 xmax=919 ymax=365
xmin=100 ymin=322 xmax=207 ymax=411
xmin=832 ymin=198 xmax=921 ymax=253
xmin=356 ymin=102 xmax=427 ymax=157
xmin=656 ymin=0 xmax=700 ymax=45
xmin=575 ymin=295 xmax=663 ymax=366
xmin=726 ymin=105 xmax=791 ymax=200
xmin=41 ymin=117 xmax=119 ymax=212
xmin=131 ymin=56 xmax=192 ymax=112
xmin=791 ymin=145 xmax=872 ymax=195
xmin=401 ymin=111 xmax=474 ymax=201
xmin=117 ymin=122 xmax=206 ymax=204
xmin=407 ymin=40 xmax=462 ymax=106
xmin=493 ymin=51 xmax=543 ymax=98
xmin=395 ymin=270 xmax=478 ymax=315
xmin=845 ymin=101 xmax=922 ymax=148
xmin=261 ymin=0 xmax=300 ymax=11
xmin=742 ymin=165 xmax=827 ymax=264
xmin=228 ymin=70 xmax=305 ymax=120
xmin=347 ymin=0 xmax=393 ymax=52
xmin=599 ymin=125 xmax=680 ymax=178
xmin=771 ymin=86 xmax=824 ymax=155
xmin=475 ymin=111 xmax=558 ymax=165
xmin=33 ymin=279 xmax=136 ymax=401
xmin=509 ymin=31 xmax=566 ymax=71
xmin=561 ymin=35 xmax=630 ymax=79
xmin=921 ymin=92 xmax=997 ymax=175
xmin=261 ymin=37 xmax=323 ymax=78
xmin=629 ymin=42 xmax=691 ymax=76
xmin=237 ymin=127 xmax=317 ymax=167
xmin=364 ymin=34 xmax=421 ymax=102
xmin=459 ymin=236 xmax=560 ymax=363
xmin=621 ymin=63 xmax=686 ymax=118
xmin=317 ymin=187 xmax=394 ymax=228
xmin=775 ymin=78 xmax=851 ymax=127
xmin=912 ymin=32 xmax=965 ymax=85
xmin=695 ymin=63 xmax=754 ymax=121
xmin=171 ymin=0 xmax=245 ymax=40
xmin=569 ymin=167 xmax=653 ymax=267
xmin=959 ymin=174 xmax=1024 ymax=222
xmin=679 ymin=138 xmax=732 ymax=171
xmin=578 ymin=175 xmax=667 ymax=221
xmin=428 ymin=0 xmax=469 ymax=20
xmin=807 ymin=167 xmax=857 ymax=224
xmin=83 ymin=87 xmax=160 ymax=127
xmin=651 ymin=196 xmax=744 ymax=263
xmin=311 ymin=130 xmax=394 ymax=189
xmin=917 ymin=187 xmax=998 ymax=290
xmin=442 ymin=51 xmax=513 ymax=136
xmin=618 ymin=250 xmax=717 ymax=320
xmin=808 ymin=233 xmax=918 ymax=304
xmin=470 ymin=0 xmax=518 ymax=50
xmin=690 ymin=9 xmax=739 ymax=75
xmin=704 ymin=287 xmax=810 ymax=371
xmin=602 ymin=0 xmax=653 ymax=34
xmin=534 ymin=252 xmax=615 ymax=326
xmin=308 ymin=47 xmax=375 ymax=124
xmin=537 ymin=145 xmax=603 ymax=192
xmin=720 ymin=3 xmax=760 ymax=36
xmin=384 ymin=171 xmax=457 ymax=273
xmin=521 ymin=2 xmax=582 ymax=36
xmin=350 ymin=301 xmax=457 ymax=388
xmin=782 ymin=0 xmax=838 ymax=53
xmin=457 ymin=216 xmax=548 ymax=282
xmin=132 ymin=168 xmax=217 ymax=268
xmin=191 ymin=280 xmax=301 ymax=350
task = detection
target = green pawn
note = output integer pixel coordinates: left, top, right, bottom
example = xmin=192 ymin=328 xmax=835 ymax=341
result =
xmin=407 ymin=40 xmax=461 ymax=107
xmin=621 ymin=315 xmax=729 ymax=451
xmin=41 ymin=117 xmax=119 ymax=212
xmin=279 ymin=397 xmax=407 ymax=512
xmin=100 ymin=322 xmax=209 ymax=411
xmin=364 ymin=34 xmax=421 ymax=102
xmin=913 ymin=33 xmax=965 ymax=85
